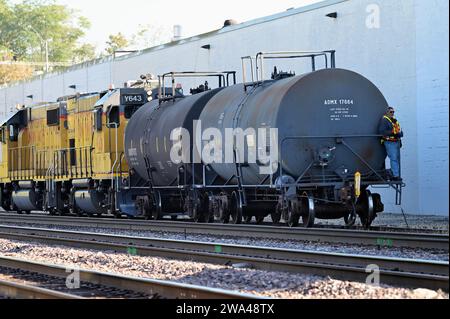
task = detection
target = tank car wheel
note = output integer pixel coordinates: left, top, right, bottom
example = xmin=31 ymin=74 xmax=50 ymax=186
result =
xmin=191 ymin=202 xmax=202 ymax=223
xmin=244 ymin=216 xmax=253 ymax=224
xmin=171 ymin=215 xmax=178 ymax=221
xmin=230 ymin=192 xmax=243 ymax=224
xmin=24 ymin=211 xmax=31 ymax=215
xmin=282 ymin=200 xmax=299 ymax=228
xmin=359 ymin=190 xmax=375 ymax=229
xmin=218 ymin=199 xmax=230 ymax=224
xmin=152 ymin=191 xmax=163 ymax=220
xmin=300 ymin=196 xmax=315 ymax=228
xmin=287 ymin=202 xmax=300 ymax=228
xmin=188 ymin=190 xmax=206 ymax=223
xmin=344 ymin=203 xmax=357 ymax=227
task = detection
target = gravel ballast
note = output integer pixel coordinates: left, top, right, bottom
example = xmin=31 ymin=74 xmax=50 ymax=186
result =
xmin=0 ymin=222 xmax=447 ymax=262
xmin=0 ymin=238 xmax=447 ymax=299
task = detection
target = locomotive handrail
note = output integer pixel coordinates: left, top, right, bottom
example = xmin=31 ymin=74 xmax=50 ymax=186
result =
xmin=108 ymin=122 xmax=119 ymax=192
xmin=52 ymin=146 xmax=93 ymax=179
xmin=8 ymin=145 xmax=36 ymax=180
xmin=158 ymin=71 xmax=237 ymax=104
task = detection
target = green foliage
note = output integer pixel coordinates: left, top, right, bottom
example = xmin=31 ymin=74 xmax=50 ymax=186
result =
xmin=105 ymin=32 xmax=129 ymax=55
xmin=129 ymin=24 xmax=171 ymax=50
xmin=0 ymin=49 xmax=34 ymax=85
xmin=0 ymin=0 xmax=95 ymax=65
xmin=104 ymin=25 xmax=171 ymax=55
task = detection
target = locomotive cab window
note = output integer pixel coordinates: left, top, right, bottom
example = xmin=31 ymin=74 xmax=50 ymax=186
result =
xmin=94 ymin=108 xmax=103 ymax=131
xmin=47 ymin=108 xmax=60 ymax=126
xmin=0 ymin=127 xmax=5 ymax=144
xmin=9 ymin=125 xmax=18 ymax=142
xmin=107 ymin=105 xmax=120 ymax=128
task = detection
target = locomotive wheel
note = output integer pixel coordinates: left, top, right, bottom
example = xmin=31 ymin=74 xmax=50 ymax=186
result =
xmin=359 ymin=190 xmax=375 ymax=229
xmin=300 ymin=196 xmax=315 ymax=228
xmin=230 ymin=192 xmax=243 ymax=224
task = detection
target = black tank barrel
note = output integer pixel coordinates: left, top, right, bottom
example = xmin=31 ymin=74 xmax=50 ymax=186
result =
xmin=199 ymin=68 xmax=389 ymax=184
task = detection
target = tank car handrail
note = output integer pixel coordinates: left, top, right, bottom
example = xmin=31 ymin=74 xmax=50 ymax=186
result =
xmin=241 ymin=56 xmax=255 ymax=91
xmin=158 ymin=71 xmax=237 ymax=104
xmin=240 ymin=50 xmax=336 ymax=90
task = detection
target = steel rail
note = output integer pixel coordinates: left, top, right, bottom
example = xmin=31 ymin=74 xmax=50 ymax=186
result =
xmin=0 ymin=279 xmax=85 ymax=299
xmin=0 ymin=256 xmax=260 ymax=299
xmin=0 ymin=225 xmax=447 ymax=291
xmin=0 ymin=213 xmax=447 ymax=250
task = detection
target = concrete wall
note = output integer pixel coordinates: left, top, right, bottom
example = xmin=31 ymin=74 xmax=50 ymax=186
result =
xmin=0 ymin=0 xmax=448 ymax=215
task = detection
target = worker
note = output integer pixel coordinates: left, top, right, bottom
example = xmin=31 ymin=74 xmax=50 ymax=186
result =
xmin=378 ymin=107 xmax=403 ymax=181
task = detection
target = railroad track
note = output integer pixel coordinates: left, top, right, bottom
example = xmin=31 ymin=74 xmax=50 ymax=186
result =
xmin=0 ymin=225 xmax=447 ymax=292
xmin=0 ymin=255 xmax=259 ymax=299
xmin=0 ymin=213 xmax=447 ymax=250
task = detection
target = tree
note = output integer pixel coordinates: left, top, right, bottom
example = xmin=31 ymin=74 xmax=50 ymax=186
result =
xmin=72 ymin=43 xmax=96 ymax=63
xmin=105 ymin=33 xmax=129 ymax=55
xmin=0 ymin=50 xmax=33 ymax=85
xmin=104 ymin=25 xmax=171 ymax=55
xmin=0 ymin=0 xmax=95 ymax=84
xmin=129 ymin=24 xmax=171 ymax=50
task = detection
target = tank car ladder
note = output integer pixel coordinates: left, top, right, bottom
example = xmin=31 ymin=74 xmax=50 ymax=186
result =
xmin=233 ymin=150 xmax=247 ymax=206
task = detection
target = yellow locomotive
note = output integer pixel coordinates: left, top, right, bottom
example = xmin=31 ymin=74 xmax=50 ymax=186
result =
xmin=0 ymin=86 xmax=148 ymax=216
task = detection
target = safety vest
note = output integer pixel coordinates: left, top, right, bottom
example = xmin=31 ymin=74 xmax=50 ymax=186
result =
xmin=382 ymin=116 xmax=402 ymax=143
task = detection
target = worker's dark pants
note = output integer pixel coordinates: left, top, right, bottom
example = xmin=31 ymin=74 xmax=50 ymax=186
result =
xmin=384 ymin=141 xmax=401 ymax=177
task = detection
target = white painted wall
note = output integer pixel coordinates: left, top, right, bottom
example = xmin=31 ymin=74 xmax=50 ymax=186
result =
xmin=0 ymin=0 xmax=448 ymax=215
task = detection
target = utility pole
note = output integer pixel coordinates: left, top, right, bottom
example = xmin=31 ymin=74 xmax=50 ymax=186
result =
xmin=44 ymin=39 xmax=49 ymax=73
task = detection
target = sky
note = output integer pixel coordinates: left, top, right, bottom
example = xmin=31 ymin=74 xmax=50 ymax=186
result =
xmin=54 ymin=0 xmax=322 ymax=52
